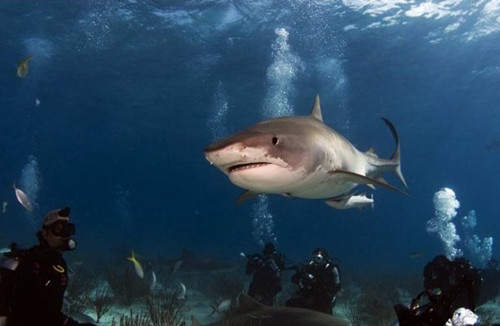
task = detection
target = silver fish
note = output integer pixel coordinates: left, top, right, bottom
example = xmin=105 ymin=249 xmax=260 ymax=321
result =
xmin=326 ymin=193 xmax=374 ymax=210
xmin=13 ymin=183 xmax=33 ymax=212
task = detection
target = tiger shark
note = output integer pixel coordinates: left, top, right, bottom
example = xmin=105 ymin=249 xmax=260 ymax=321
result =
xmin=191 ymin=293 xmax=351 ymax=326
xmin=204 ymin=95 xmax=408 ymax=207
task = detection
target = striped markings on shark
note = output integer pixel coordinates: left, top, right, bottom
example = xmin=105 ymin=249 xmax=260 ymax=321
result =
xmin=204 ymin=95 xmax=408 ymax=209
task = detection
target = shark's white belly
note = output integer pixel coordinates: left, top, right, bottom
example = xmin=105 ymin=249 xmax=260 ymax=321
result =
xmin=286 ymin=150 xmax=369 ymax=199
xmin=287 ymin=167 xmax=356 ymax=199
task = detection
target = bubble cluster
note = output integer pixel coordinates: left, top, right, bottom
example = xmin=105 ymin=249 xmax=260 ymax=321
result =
xmin=427 ymin=187 xmax=462 ymax=259
xmin=427 ymin=188 xmax=493 ymax=266
xmin=461 ymin=209 xmax=477 ymax=230
xmin=462 ymin=210 xmax=493 ymax=268
xmin=251 ymin=195 xmax=277 ymax=248
xmin=208 ymin=81 xmax=229 ymax=141
xmin=262 ymin=28 xmax=303 ymax=119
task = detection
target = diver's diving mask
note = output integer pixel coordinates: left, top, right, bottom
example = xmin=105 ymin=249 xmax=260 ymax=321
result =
xmin=44 ymin=221 xmax=77 ymax=251
xmin=47 ymin=221 xmax=75 ymax=238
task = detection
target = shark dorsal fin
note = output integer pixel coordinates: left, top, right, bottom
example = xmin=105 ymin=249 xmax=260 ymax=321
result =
xmin=310 ymin=94 xmax=323 ymax=122
xmin=237 ymin=293 xmax=265 ymax=314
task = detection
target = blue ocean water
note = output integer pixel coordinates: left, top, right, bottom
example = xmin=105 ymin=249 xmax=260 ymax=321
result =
xmin=1 ymin=0 xmax=499 ymax=278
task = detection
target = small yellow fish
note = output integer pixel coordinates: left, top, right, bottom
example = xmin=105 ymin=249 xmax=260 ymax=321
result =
xmin=13 ymin=183 xmax=33 ymax=212
xmin=17 ymin=55 xmax=33 ymax=78
xmin=127 ymin=250 xmax=144 ymax=279
xmin=2 ymin=201 xmax=7 ymax=214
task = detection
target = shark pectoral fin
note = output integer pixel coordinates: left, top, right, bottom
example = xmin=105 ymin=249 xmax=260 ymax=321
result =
xmin=236 ymin=191 xmax=260 ymax=205
xmin=329 ymin=170 xmax=410 ymax=197
xmin=191 ymin=316 xmax=202 ymax=326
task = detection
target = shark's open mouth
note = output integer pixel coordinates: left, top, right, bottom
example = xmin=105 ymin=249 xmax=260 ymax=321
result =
xmin=228 ymin=162 xmax=271 ymax=173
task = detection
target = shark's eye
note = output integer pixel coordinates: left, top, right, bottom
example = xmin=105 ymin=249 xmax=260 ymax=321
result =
xmin=272 ymin=136 xmax=279 ymax=146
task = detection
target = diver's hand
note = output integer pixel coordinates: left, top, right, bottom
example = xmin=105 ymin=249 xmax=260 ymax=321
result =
xmin=0 ymin=316 xmax=7 ymax=326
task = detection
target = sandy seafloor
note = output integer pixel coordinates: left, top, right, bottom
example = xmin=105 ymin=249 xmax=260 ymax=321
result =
xmin=74 ymin=278 xmax=500 ymax=326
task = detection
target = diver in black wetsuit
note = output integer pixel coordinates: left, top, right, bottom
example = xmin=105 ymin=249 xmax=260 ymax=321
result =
xmin=394 ymin=255 xmax=483 ymax=326
xmin=245 ymin=243 xmax=285 ymax=306
xmin=0 ymin=207 xmax=95 ymax=326
xmin=286 ymin=248 xmax=341 ymax=315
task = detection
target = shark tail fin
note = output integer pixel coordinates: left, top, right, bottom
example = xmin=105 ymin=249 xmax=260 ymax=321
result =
xmin=381 ymin=118 xmax=408 ymax=189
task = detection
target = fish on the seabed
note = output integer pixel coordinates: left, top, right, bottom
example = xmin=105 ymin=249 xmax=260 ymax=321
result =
xmin=13 ymin=183 xmax=33 ymax=212
xmin=16 ymin=55 xmax=33 ymax=78
xmin=150 ymin=270 xmax=157 ymax=291
xmin=2 ymin=201 xmax=7 ymax=214
xmin=192 ymin=294 xmax=350 ymax=326
xmin=178 ymin=282 xmax=187 ymax=300
xmin=326 ymin=193 xmax=374 ymax=210
xmin=127 ymin=251 xmax=144 ymax=279
xmin=210 ymin=299 xmax=232 ymax=316
xmin=204 ymin=95 xmax=408 ymax=209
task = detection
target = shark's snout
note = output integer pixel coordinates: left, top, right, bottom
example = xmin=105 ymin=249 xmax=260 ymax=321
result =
xmin=204 ymin=142 xmax=247 ymax=167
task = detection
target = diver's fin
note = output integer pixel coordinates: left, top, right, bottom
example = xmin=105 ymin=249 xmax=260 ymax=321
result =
xmin=328 ymin=169 xmax=409 ymax=197
xmin=236 ymin=191 xmax=260 ymax=205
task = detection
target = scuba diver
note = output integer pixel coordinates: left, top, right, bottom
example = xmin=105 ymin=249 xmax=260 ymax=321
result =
xmin=286 ymin=248 xmax=341 ymax=315
xmin=394 ymin=255 xmax=483 ymax=326
xmin=0 ymin=207 xmax=95 ymax=326
xmin=245 ymin=243 xmax=285 ymax=306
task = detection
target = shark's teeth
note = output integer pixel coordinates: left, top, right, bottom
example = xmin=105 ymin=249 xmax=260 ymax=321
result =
xmin=229 ymin=162 xmax=271 ymax=173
